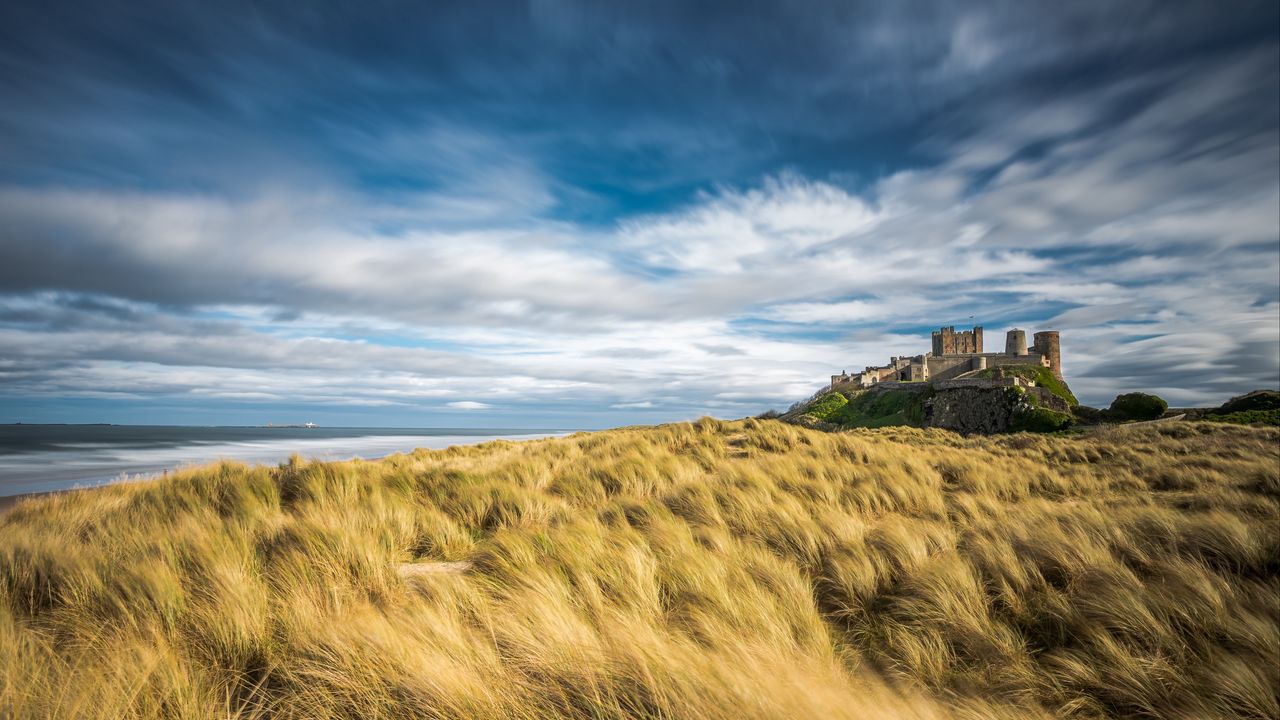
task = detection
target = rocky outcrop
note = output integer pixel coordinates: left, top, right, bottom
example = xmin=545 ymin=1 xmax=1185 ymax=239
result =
xmin=926 ymin=385 xmax=1074 ymax=434
xmin=926 ymin=386 xmax=1022 ymax=434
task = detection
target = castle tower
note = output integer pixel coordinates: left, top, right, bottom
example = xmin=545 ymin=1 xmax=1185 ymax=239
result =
xmin=1005 ymin=329 xmax=1028 ymax=356
xmin=931 ymin=325 xmax=983 ymax=355
xmin=931 ymin=327 xmax=950 ymax=356
xmin=1033 ymin=331 xmax=1062 ymax=380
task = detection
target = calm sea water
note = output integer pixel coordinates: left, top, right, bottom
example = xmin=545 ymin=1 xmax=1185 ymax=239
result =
xmin=0 ymin=425 xmax=570 ymax=497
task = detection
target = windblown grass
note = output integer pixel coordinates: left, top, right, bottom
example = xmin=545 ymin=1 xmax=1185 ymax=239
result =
xmin=1 ymin=420 xmax=1276 ymax=719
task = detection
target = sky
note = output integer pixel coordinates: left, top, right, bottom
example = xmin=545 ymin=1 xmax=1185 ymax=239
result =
xmin=0 ymin=0 xmax=1277 ymax=428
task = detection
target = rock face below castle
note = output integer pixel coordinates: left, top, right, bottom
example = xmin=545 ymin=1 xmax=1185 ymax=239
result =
xmin=831 ymin=325 xmax=1062 ymax=390
xmin=928 ymin=384 xmax=1071 ymax=434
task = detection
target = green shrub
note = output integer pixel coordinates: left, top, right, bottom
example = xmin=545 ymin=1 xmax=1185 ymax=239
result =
xmin=805 ymin=393 xmax=849 ymax=421
xmin=1011 ymin=406 xmax=1075 ymax=432
xmin=1109 ymin=392 xmax=1168 ymax=421
xmin=828 ymin=388 xmax=930 ymax=428
xmin=1070 ymin=405 xmax=1107 ymax=424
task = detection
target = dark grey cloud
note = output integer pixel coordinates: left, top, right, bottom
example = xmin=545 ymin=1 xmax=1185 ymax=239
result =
xmin=2 ymin=1 xmax=1274 ymax=196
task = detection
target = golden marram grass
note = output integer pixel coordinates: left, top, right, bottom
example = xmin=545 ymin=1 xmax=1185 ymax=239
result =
xmin=1 ymin=419 xmax=1276 ymax=719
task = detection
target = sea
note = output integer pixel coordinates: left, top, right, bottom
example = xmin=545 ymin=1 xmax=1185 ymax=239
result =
xmin=0 ymin=425 xmax=571 ymax=497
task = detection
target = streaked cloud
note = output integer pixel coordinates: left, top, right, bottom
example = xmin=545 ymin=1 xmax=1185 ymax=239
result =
xmin=0 ymin=1 xmax=1275 ymax=424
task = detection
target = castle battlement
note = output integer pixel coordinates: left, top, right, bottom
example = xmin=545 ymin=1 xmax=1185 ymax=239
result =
xmin=932 ymin=325 xmax=983 ymax=355
xmin=831 ymin=325 xmax=1063 ymax=390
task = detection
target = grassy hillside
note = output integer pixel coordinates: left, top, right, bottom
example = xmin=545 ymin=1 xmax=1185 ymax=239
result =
xmin=1199 ymin=390 xmax=1280 ymax=427
xmin=969 ymin=364 xmax=1078 ymax=405
xmin=1 ymin=420 xmax=1277 ymax=719
xmin=1205 ymin=409 xmax=1280 ymax=426
xmin=798 ymin=388 xmax=930 ymax=428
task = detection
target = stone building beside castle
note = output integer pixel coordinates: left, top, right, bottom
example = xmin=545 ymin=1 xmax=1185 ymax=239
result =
xmin=831 ymin=325 xmax=1062 ymax=390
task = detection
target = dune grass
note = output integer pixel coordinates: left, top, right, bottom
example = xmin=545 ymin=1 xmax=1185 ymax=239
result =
xmin=1 ymin=419 xmax=1277 ymax=719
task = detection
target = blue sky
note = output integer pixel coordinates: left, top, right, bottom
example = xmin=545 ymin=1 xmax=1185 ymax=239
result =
xmin=1 ymin=0 xmax=1277 ymax=427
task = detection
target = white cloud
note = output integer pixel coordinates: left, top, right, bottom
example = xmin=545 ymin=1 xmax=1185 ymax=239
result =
xmin=618 ymin=173 xmax=882 ymax=273
xmin=446 ymin=401 xmax=492 ymax=410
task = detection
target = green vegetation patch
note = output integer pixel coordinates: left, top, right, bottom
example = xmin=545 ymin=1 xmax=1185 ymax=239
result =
xmin=971 ymin=364 xmax=1078 ymax=405
xmin=1200 ymin=409 xmax=1280 ymax=427
xmin=1109 ymin=392 xmax=1168 ymax=421
xmin=826 ymin=388 xmax=930 ymax=428
xmin=1068 ymin=404 xmax=1107 ymax=424
xmin=804 ymin=392 xmax=849 ymax=421
xmin=1011 ymin=405 xmax=1075 ymax=433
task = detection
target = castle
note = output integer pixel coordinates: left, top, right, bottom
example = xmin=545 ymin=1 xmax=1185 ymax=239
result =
xmin=831 ymin=325 xmax=1062 ymax=390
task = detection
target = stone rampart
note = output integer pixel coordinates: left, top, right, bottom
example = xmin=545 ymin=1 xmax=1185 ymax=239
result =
xmin=864 ymin=381 xmax=933 ymax=393
xmin=933 ymin=377 xmax=1030 ymax=391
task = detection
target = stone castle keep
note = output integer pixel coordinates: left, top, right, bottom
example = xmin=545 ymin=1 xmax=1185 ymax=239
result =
xmin=831 ymin=325 xmax=1062 ymax=390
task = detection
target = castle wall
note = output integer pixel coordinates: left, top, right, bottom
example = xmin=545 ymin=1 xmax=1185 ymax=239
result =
xmin=928 ymin=352 xmax=1049 ymax=382
xmin=934 ymin=376 xmax=1031 ymax=390
xmin=873 ymin=366 xmax=898 ymax=383
xmin=832 ymin=364 xmax=903 ymax=389
xmin=866 ymin=380 xmax=935 ymax=393
xmin=925 ymin=354 xmax=978 ymax=381
xmin=986 ymin=353 xmax=1050 ymax=371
